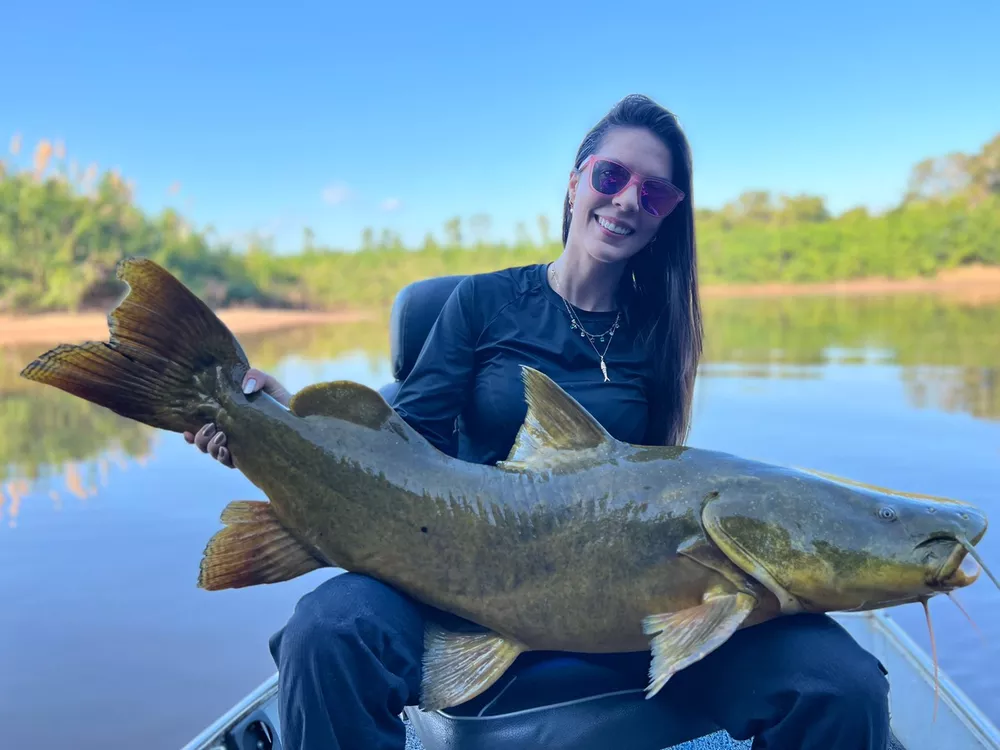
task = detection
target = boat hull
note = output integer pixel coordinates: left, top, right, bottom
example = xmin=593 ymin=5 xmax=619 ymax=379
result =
xmin=180 ymin=610 xmax=1000 ymax=750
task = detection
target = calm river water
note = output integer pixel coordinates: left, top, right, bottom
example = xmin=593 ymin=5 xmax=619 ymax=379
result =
xmin=2 ymin=293 xmax=1000 ymax=749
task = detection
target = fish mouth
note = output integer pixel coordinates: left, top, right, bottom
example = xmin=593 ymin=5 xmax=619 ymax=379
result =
xmin=928 ymin=538 xmax=980 ymax=589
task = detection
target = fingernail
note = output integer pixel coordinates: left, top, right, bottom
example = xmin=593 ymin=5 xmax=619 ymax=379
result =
xmin=243 ymin=378 xmax=256 ymax=394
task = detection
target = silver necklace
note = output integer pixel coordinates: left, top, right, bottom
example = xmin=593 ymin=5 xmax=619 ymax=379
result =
xmin=549 ymin=264 xmax=620 ymax=383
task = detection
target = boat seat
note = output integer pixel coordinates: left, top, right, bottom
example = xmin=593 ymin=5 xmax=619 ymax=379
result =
xmin=379 ymin=274 xmax=740 ymax=750
xmin=378 ymin=274 xmax=469 ymax=405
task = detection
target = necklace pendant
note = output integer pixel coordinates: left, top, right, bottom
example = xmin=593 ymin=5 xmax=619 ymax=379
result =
xmin=600 ymin=358 xmax=610 ymax=383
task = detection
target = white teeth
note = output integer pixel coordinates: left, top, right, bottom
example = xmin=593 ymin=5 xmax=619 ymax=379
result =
xmin=597 ymin=216 xmax=633 ymax=235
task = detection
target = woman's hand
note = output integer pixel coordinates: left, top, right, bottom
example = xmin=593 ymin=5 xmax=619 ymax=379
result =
xmin=182 ymin=368 xmax=292 ymax=469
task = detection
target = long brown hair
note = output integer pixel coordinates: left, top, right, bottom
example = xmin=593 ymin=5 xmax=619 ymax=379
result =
xmin=561 ymin=94 xmax=703 ymax=446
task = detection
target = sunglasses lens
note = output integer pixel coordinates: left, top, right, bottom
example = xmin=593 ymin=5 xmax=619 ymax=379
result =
xmin=641 ymin=180 xmax=680 ymax=217
xmin=589 ymin=158 xmax=682 ymax=216
xmin=590 ymin=159 xmax=632 ymax=195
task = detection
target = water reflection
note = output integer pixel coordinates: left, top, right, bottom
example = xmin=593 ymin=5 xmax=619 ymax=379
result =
xmin=902 ymin=365 xmax=1000 ymax=422
xmin=0 ymin=317 xmax=391 ymax=529
xmin=2 ymin=294 xmax=998 ymax=527
xmin=701 ymin=294 xmax=1000 ymax=421
xmin=0 ymin=449 xmax=149 ymax=528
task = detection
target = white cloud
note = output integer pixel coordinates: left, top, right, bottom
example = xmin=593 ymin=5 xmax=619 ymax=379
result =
xmin=380 ymin=197 xmax=402 ymax=212
xmin=321 ymin=182 xmax=352 ymax=205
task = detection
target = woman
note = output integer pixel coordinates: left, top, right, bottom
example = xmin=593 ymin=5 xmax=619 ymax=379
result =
xmin=185 ymin=95 xmax=891 ymax=750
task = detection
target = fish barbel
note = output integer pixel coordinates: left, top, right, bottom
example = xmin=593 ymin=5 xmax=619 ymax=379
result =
xmin=19 ymin=258 xmax=994 ymax=711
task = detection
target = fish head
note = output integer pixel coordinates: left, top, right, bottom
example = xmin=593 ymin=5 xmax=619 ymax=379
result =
xmin=701 ymin=466 xmax=988 ymax=614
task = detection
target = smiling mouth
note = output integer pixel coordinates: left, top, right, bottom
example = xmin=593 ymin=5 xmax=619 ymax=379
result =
xmin=595 ymin=215 xmax=634 ymax=237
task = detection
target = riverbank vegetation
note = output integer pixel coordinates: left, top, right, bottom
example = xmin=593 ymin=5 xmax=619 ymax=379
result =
xmin=1 ymin=131 xmax=998 ymax=314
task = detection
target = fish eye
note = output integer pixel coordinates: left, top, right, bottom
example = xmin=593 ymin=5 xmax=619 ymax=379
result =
xmin=877 ymin=506 xmax=897 ymax=522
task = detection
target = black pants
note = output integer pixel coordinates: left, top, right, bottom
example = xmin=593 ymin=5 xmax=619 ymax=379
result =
xmin=268 ymin=572 xmax=890 ymax=750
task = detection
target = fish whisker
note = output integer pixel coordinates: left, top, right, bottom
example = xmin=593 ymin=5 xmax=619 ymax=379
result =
xmin=920 ymin=596 xmax=939 ymax=722
xmin=947 ymin=592 xmax=984 ymax=644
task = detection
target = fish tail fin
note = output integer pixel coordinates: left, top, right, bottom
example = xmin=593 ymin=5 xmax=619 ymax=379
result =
xmin=19 ymin=256 xmax=250 ymax=434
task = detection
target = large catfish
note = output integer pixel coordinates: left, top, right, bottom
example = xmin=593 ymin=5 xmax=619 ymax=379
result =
xmin=20 ymin=258 xmax=994 ymax=710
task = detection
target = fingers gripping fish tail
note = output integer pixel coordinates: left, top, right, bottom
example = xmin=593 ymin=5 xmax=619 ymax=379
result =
xmin=19 ymin=257 xmax=250 ymax=434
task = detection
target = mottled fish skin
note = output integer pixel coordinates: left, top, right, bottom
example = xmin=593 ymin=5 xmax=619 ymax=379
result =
xmin=218 ymin=391 xmax=773 ymax=651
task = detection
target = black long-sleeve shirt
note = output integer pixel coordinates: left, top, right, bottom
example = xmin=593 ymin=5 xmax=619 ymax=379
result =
xmin=390 ymin=263 xmax=655 ymax=466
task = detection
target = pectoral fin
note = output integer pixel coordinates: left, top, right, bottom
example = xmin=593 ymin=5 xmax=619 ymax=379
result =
xmin=678 ymin=536 xmax=764 ymax=599
xmin=198 ymin=500 xmax=329 ymax=590
xmin=419 ymin=624 xmax=527 ymax=711
xmin=642 ymin=592 xmax=756 ymax=698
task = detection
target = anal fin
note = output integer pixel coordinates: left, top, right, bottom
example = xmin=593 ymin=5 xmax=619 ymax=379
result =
xmin=642 ymin=592 xmax=756 ymax=698
xmin=198 ymin=500 xmax=329 ymax=590
xmin=420 ymin=623 xmax=527 ymax=711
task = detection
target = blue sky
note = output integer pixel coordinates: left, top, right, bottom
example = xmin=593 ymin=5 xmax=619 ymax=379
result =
xmin=3 ymin=1 xmax=998 ymax=252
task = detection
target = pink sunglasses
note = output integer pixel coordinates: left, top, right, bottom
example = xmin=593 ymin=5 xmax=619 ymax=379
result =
xmin=579 ymin=154 xmax=685 ymax=217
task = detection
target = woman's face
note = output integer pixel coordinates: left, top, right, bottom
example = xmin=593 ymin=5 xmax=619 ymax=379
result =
xmin=566 ymin=126 xmax=679 ymax=266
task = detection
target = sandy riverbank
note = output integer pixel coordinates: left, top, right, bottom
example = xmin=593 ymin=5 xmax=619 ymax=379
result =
xmin=4 ymin=267 xmax=1000 ymax=346
xmin=0 ymin=308 xmax=372 ymax=346
xmin=700 ymin=265 xmax=1000 ymax=301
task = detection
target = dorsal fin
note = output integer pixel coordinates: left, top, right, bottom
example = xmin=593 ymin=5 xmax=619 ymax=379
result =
xmin=497 ymin=366 xmax=621 ymax=472
xmin=289 ymin=381 xmax=424 ymax=443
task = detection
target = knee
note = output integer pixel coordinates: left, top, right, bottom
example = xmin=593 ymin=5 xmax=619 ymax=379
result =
xmin=815 ymin=645 xmax=888 ymax=720
xmin=785 ymin=616 xmax=889 ymax=719
xmin=270 ymin=573 xmax=417 ymax=668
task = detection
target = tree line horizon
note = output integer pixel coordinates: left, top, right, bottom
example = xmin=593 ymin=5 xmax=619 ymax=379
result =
xmin=1 ymin=131 xmax=998 ymax=314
